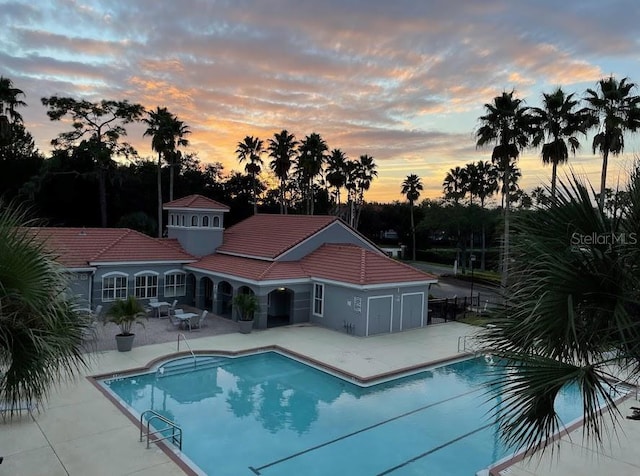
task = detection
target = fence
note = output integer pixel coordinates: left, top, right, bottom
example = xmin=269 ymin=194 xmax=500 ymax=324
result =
xmin=428 ymin=293 xmax=502 ymax=324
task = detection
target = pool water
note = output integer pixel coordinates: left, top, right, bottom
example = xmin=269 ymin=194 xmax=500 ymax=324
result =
xmin=102 ymin=353 xmax=585 ymax=475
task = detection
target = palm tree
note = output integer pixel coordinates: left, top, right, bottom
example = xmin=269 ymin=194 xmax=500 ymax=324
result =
xmin=476 ymin=91 xmax=532 ymax=287
xmin=475 ymin=160 xmax=499 ymax=271
xmin=0 ymin=76 xmax=27 ymax=125
xmin=236 ymin=136 xmax=265 ymax=215
xmin=297 ymin=133 xmax=328 ymax=215
xmin=143 ymin=107 xmax=174 ymax=237
xmin=326 ymin=148 xmax=348 ymax=215
xmin=479 ymin=170 xmax=640 ymax=454
xmin=401 ymin=174 xmax=423 ymax=261
xmin=353 ymin=154 xmax=377 ymax=228
xmin=530 ymin=87 xmax=591 ymax=198
xmin=268 ymin=130 xmax=298 ymax=214
xmin=0 ymin=202 xmax=90 ymax=416
xmin=165 ymin=118 xmax=190 ymax=202
xmin=585 ymin=76 xmax=640 ymax=209
xmin=443 ymin=166 xmax=466 ymax=203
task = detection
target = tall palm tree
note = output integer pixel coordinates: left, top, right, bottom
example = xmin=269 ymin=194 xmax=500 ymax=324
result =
xmin=585 ymin=76 xmax=640 ymax=209
xmin=353 ymin=154 xmax=377 ymax=228
xmin=297 ymin=133 xmax=328 ymax=215
xmin=165 ymin=118 xmax=190 ymax=202
xmin=479 ymin=170 xmax=640 ymax=454
xmin=476 ymin=91 xmax=532 ymax=287
xmin=236 ymin=136 xmax=264 ymax=215
xmin=0 ymin=202 xmax=90 ymax=416
xmin=325 ymin=148 xmax=348 ymax=215
xmin=443 ymin=166 xmax=466 ymax=203
xmin=530 ymin=87 xmax=591 ymax=198
xmin=401 ymin=174 xmax=423 ymax=261
xmin=143 ymin=107 xmax=174 ymax=237
xmin=268 ymin=130 xmax=298 ymax=214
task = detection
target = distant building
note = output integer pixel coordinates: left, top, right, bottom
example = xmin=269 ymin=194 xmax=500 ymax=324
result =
xmin=33 ymin=195 xmax=437 ymax=337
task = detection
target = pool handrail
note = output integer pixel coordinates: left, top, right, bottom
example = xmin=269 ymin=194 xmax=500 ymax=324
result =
xmin=139 ymin=409 xmax=183 ymax=450
xmin=177 ymin=333 xmax=196 ymax=367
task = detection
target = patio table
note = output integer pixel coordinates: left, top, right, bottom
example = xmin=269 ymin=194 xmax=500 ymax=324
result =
xmin=148 ymin=301 xmax=170 ymax=318
xmin=176 ymin=312 xmax=198 ymax=330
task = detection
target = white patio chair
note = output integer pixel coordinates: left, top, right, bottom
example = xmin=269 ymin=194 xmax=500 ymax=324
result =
xmin=190 ymin=310 xmax=208 ymax=331
xmin=168 ymin=299 xmax=179 ymax=316
xmin=167 ymin=311 xmax=182 ymax=331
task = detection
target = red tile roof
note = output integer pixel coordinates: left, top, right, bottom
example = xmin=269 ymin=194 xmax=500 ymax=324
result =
xmin=302 ymin=244 xmax=436 ymax=285
xmin=216 ymin=214 xmax=340 ymax=259
xmin=163 ymin=194 xmax=230 ymax=211
xmin=190 ymin=243 xmax=436 ymax=286
xmin=30 ymin=228 xmax=194 ymax=268
xmin=190 ymin=254 xmax=308 ymax=281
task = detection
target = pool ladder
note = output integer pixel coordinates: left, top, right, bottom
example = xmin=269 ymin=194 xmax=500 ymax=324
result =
xmin=140 ymin=410 xmax=183 ymax=450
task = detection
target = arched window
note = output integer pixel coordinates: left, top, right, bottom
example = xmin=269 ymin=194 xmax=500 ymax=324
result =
xmin=202 ymin=216 xmax=209 ymax=227
xmin=164 ymin=270 xmax=186 ymax=297
xmin=191 ymin=215 xmax=198 ymax=226
xmin=102 ymin=272 xmax=128 ymax=301
xmin=213 ymin=216 xmax=220 ymax=227
xmin=134 ymin=271 xmax=159 ymax=299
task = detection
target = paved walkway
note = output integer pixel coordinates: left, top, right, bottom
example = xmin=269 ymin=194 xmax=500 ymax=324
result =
xmin=1 ymin=321 xmax=639 ymax=476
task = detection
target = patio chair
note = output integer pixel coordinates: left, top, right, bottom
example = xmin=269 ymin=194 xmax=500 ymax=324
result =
xmin=167 ymin=312 xmax=182 ymax=331
xmin=168 ymin=299 xmax=179 ymax=316
xmin=93 ymin=305 xmax=103 ymax=321
xmin=190 ymin=310 xmax=208 ymax=331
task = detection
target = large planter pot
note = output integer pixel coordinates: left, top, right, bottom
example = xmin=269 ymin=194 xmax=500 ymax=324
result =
xmin=237 ymin=319 xmax=254 ymax=334
xmin=115 ymin=333 xmax=135 ymax=352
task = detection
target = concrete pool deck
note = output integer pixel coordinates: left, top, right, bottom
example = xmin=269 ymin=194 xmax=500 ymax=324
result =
xmin=1 ymin=322 xmax=639 ymax=476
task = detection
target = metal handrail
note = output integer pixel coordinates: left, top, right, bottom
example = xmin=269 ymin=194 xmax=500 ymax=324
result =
xmin=177 ymin=333 xmax=196 ymax=367
xmin=139 ymin=409 xmax=183 ymax=450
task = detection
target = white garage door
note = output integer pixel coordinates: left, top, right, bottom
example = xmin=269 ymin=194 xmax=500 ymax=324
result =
xmin=367 ymin=295 xmax=393 ymax=336
xmin=401 ymin=292 xmax=424 ymax=330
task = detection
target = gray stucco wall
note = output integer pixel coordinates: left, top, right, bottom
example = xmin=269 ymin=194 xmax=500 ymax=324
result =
xmin=168 ymin=226 xmax=224 ymax=257
xmin=65 ymin=271 xmax=93 ymax=306
xmin=90 ymin=263 xmax=192 ymax=309
xmin=310 ymin=282 xmax=429 ymax=337
xmin=279 ymin=222 xmax=380 ymax=261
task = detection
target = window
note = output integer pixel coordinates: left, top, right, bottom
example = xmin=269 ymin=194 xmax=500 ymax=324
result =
xmin=170 ymin=214 xmax=175 ymax=226
xmin=165 ymin=271 xmax=186 ymax=297
xmin=134 ymin=272 xmax=158 ymax=299
xmin=213 ymin=216 xmax=220 ymax=227
xmin=191 ymin=215 xmax=198 ymax=226
xmin=102 ymin=273 xmax=128 ymax=301
xmin=313 ymin=283 xmax=324 ymax=316
xmin=181 ymin=215 xmax=185 ymax=226
xmin=202 ymin=216 xmax=209 ymax=227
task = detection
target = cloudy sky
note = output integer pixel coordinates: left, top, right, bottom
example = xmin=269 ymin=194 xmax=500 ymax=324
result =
xmin=2 ymin=0 xmax=640 ymax=202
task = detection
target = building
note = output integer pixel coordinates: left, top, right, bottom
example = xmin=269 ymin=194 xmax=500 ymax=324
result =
xmin=33 ymin=195 xmax=437 ymax=337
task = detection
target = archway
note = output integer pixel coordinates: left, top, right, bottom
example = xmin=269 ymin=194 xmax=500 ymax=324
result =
xmin=216 ymin=281 xmax=233 ymax=318
xmin=200 ymin=277 xmax=214 ymax=311
xmin=267 ymin=288 xmax=293 ymax=327
xmin=186 ymin=273 xmax=196 ymax=306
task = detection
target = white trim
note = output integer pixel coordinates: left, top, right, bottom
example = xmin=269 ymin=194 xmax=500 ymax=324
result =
xmin=166 ymin=226 xmax=223 ymax=231
xmin=366 ymin=295 xmax=393 ymax=336
xmin=101 ymin=272 xmax=128 ymax=302
xmin=312 ymin=277 xmax=437 ymax=291
xmin=163 ymin=206 xmax=229 ymax=212
xmin=313 ymin=283 xmax=324 ymax=317
xmin=133 ymin=270 xmax=159 ymax=277
xmin=277 ymin=220 xmax=385 ymax=260
xmin=164 ymin=270 xmax=187 ymax=297
xmin=65 ymin=267 xmax=97 ymax=272
xmin=215 ymin=251 xmax=274 ymax=261
xmin=183 ymin=265 xmax=309 ymax=287
xmin=400 ymin=292 xmax=425 ymax=330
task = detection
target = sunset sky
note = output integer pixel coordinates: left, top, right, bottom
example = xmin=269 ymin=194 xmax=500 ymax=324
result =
xmin=2 ymin=0 xmax=640 ymax=203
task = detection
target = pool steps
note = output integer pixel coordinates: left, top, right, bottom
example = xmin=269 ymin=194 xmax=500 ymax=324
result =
xmin=156 ymin=356 xmax=229 ymax=378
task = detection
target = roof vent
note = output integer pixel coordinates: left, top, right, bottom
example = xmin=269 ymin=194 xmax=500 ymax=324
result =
xmin=78 ymin=228 xmax=87 ymax=236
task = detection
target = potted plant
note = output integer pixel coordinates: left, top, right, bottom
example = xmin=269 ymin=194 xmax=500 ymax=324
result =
xmin=106 ymin=296 xmax=147 ymax=351
xmin=233 ymin=293 xmax=259 ymax=334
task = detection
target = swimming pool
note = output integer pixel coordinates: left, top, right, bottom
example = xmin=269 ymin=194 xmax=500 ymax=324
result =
xmin=101 ymin=352 xmax=586 ymax=475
